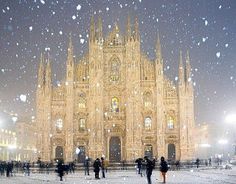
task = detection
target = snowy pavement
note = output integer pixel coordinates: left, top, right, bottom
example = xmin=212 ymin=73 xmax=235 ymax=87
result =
xmin=0 ymin=167 xmax=236 ymax=184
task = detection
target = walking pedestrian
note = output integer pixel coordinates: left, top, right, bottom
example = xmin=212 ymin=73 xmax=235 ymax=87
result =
xmin=101 ymin=157 xmax=105 ymax=178
xmin=56 ymin=161 xmax=64 ymax=181
xmin=84 ymin=156 xmax=90 ymax=175
xmin=144 ymin=156 xmax=154 ymax=184
xmin=196 ymin=158 xmax=200 ymax=168
xmin=93 ymin=158 xmax=101 ymax=179
xmin=160 ymin=156 xmax=168 ymax=183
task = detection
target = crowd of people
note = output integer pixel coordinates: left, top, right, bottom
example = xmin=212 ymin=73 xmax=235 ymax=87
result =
xmin=0 ymin=161 xmax=32 ymax=177
xmin=0 ymin=156 xmax=225 ymax=183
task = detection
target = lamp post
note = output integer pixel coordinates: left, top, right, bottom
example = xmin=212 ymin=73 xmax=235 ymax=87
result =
xmin=225 ymin=113 xmax=236 ymax=157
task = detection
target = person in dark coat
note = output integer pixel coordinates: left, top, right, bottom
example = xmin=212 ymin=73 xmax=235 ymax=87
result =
xmin=144 ymin=156 xmax=154 ymax=184
xmin=84 ymin=156 xmax=90 ymax=175
xmin=101 ymin=157 xmax=105 ymax=178
xmin=196 ymin=158 xmax=200 ymax=168
xmin=160 ymin=156 xmax=168 ymax=183
xmin=6 ymin=162 xmax=11 ymax=177
xmin=57 ymin=161 xmax=64 ymax=181
xmin=135 ymin=158 xmax=143 ymax=175
xmin=93 ymin=158 xmax=101 ymax=179
xmin=26 ymin=162 xmax=30 ymax=176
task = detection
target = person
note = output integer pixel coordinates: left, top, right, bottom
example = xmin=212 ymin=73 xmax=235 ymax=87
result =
xmin=196 ymin=158 xmax=200 ymax=168
xmin=101 ymin=157 xmax=105 ymax=178
xmin=84 ymin=156 xmax=90 ymax=175
xmin=175 ymin=160 xmax=180 ymax=170
xmin=144 ymin=156 xmax=154 ymax=184
xmin=93 ymin=158 xmax=101 ymax=179
xmin=160 ymin=156 xmax=168 ymax=183
xmin=135 ymin=158 xmax=143 ymax=175
xmin=104 ymin=159 xmax=109 ymax=173
xmin=56 ymin=161 xmax=64 ymax=181
xmin=26 ymin=162 xmax=30 ymax=176
xmin=208 ymin=158 xmax=212 ymax=166
xmin=122 ymin=160 xmax=126 ymax=170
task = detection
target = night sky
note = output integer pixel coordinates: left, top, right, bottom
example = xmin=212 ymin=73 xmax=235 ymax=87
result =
xmin=0 ymin=0 xmax=236 ymax=127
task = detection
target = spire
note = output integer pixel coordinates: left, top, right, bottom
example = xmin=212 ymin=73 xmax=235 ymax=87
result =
xmin=67 ymin=33 xmax=74 ymax=66
xmin=97 ymin=15 xmax=103 ymax=42
xmin=134 ymin=17 xmax=139 ymax=41
xmin=37 ymin=53 xmax=45 ymax=88
xmin=45 ymin=55 xmax=51 ymax=88
xmin=178 ymin=50 xmax=185 ymax=86
xmin=156 ymin=33 xmax=162 ymax=64
xmin=90 ymin=15 xmax=95 ymax=42
xmin=185 ymin=50 xmax=191 ymax=83
xmin=126 ymin=13 xmax=131 ymax=40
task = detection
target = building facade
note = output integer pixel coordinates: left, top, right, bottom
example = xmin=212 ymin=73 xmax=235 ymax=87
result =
xmin=36 ymin=16 xmax=195 ymax=162
xmin=0 ymin=128 xmax=17 ymax=160
xmin=15 ymin=120 xmax=37 ymax=161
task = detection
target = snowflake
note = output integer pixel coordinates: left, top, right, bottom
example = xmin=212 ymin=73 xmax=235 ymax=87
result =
xmin=59 ymin=31 xmax=63 ymax=35
xmin=80 ymin=38 xmax=85 ymax=44
xmin=76 ymin=4 xmax=81 ymax=10
xmin=204 ymin=20 xmax=208 ymax=26
xmin=219 ymin=5 xmax=222 ymax=9
xmin=12 ymin=116 xmax=18 ymax=123
xmin=106 ymin=7 xmax=109 ymax=11
xmin=216 ymin=52 xmax=221 ymax=58
xmin=29 ymin=26 xmax=33 ymax=31
xmin=225 ymin=43 xmax=228 ymax=48
xmin=40 ymin=0 xmax=45 ymax=5
xmin=72 ymin=15 xmax=76 ymax=20
xmin=20 ymin=94 xmax=27 ymax=102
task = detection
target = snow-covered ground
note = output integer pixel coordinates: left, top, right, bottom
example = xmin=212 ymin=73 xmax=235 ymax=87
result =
xmin=0 ymin=166 xmax=236 ymax=184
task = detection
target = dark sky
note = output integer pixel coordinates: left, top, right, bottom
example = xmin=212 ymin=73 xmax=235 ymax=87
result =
xmin=0 ymin=0 xmax=236 ymax=127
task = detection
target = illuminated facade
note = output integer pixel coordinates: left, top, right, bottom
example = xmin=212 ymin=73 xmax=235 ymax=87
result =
xmin=15 ymin=120 xmax=37 ymax=161
xmin=0 ymin=128 xmax=17 ymax=160
xmin=36 ymin=16 xmax=195 ymax=162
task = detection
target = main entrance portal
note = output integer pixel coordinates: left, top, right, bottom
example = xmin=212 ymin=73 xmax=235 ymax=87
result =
xmin=55 ymin=146 xmax=63 ymax=160
xmin=109 ymin=137 xmax=121 ymax=162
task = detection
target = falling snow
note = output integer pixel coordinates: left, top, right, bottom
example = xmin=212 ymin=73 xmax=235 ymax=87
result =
xmin=0 ymin=0 xmax=235 ymax=127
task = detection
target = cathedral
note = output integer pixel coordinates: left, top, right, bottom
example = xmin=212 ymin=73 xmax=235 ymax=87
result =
xmin=36 ymin=16 xmax=195 ymax=163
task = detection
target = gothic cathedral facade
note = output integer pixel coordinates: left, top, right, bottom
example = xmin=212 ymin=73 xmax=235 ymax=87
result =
xmin=36 ymin=16 xmax=195 ymax=163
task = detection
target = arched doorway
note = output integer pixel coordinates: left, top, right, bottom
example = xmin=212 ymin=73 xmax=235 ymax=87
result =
xmin=55 ymin=146 xmax=63 ymax=160
xmin=77 ymin=146 xmax=86 ymax=163
xmin=109 ymin=137 xmax=121 ymax=162
xmin=168 ymin=144 xmax=176 ymax=161
xmin=144 ymin=144 xmax=153 ymax=159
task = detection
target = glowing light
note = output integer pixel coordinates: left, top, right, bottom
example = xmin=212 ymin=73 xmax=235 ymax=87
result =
xmin=218 ymin=139 xmax=228 ymax=144
xmin=225 ymin=114 xmax=236 ymax=123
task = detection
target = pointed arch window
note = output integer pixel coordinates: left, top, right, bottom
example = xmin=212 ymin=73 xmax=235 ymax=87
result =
xmin=111 ymin=97 xmax=119 ymax=112
xmin=55 ymin=119 xmax=63 ymax=132
xmin=143 ymin=91 xmax=152 ymax=107
xmin=144 ymin=117 xmax=152 ymax=130
xmin=78 ymin=93 xmax=86 ymax=108
xmin=110 ymin=57 xmax=120 ymax=82
xmin=79 ymin=118 xmax=86 ymax=132
xmin=167 ymin=116 xmax=174 ymax=129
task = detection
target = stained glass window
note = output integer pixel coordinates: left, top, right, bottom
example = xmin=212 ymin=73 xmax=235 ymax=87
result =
xmin=144 ymin=117 xmax=152 ymax=130
xmin=167 ymin=116 xmax=174 ymax=129
xmin=56 ymin=119 xmax=63 ymax=132
xmin=111 ymin=97 xmax=119 ymax=112
xmin=110 ymin=57 xmax=120 ymax=82
xmin=143 ymin=92 xmax=152 ymax=107
xmin=79 ymin=119 xmax=86 ymax=131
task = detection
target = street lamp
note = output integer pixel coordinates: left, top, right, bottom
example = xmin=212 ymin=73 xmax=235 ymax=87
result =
xmin=225 ymin=113 xmax=236 ymax=157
